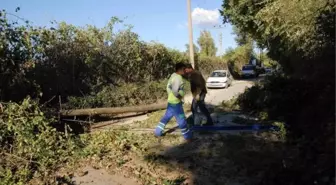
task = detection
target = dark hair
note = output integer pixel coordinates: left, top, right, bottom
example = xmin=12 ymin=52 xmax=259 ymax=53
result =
xmin=185 ymin=63 xmax=193 ymax=69
xmin=175 ymin=62 xmax=186 ymax=72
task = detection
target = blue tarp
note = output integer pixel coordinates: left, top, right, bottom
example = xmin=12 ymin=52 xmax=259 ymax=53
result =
xmin=191 ymin=125 xmax=280 ymax=131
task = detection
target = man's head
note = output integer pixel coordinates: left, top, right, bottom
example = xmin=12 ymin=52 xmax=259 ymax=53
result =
xmin=175 ymin=62 xmax=186 ymax=75
xmin=184 ymin=63 xmax=194 ymax=74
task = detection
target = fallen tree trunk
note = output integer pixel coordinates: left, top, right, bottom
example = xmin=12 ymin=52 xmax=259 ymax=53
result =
xmin=60 ymin=102 xmax=167 ymax=116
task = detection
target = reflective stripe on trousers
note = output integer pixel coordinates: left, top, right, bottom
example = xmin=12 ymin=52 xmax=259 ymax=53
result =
xmin=154 ymin=103 xmax=192 ymax=139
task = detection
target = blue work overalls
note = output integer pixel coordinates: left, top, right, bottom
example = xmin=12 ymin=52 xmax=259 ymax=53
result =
xmin=154 ymin=73 xmax=192 ymax=140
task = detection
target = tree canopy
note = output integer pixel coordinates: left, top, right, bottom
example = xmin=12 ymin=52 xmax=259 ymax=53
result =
xmin=197 ymin=30 xmax=217 ymax=57
xmin=185 ymin=43 xmax=199 ymax=54
xmin=220 ymin=0 xmax=335 ymax=78
xmin=232 ymin=25 xmax=251 ymax=46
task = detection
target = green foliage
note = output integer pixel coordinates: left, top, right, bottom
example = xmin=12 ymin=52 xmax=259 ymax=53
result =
xmin=32 ymin=22 xmax=176 ymax=99
xmin=197 ymin=56 xmax=227 ymax=77
xmin=223 ymin=43 xmax=253 ymax=78
xmin=254 ymin=0 xmax=330 ymax=55
xmin=235 ymin=74 xmax=335 ymax=184
xmin=65 ymin=80 xmax=171 ymax=109
xmin=0 ymin=10 xmax=41 ymax=102
xmin=220 ymin=0 xmax=335 ymax=77
xmin=256 ymin=52 xmax=277 ymax=68
xmin=168 ymin=48 xmax=188 ymax=64
xmin=0 ymin=98 xmax=77 ymax=184
xmin=197 ymin=30 xmax=217 ymax=57
xmin=232 ymin=25 xmax=251 ymax=46
xmin=0 ymin=9 xmax=226 ymax=108
xmin=237 ymin=74 xmax=329 ymax=122
xmin=273 ymin=122 xmax=286 ymax=141
xmin=221 ymin=97 xmax=239 ymax=111
xmin=185 ymin=43 xmax=199 ymax=54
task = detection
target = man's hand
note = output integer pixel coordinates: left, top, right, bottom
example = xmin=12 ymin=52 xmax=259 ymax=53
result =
xmin=194 ymin=94 xmax=200 ymax=101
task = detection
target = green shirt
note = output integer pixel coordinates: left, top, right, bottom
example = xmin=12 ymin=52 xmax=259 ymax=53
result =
xmin=167 ymin=73 xmax=186 ymax=104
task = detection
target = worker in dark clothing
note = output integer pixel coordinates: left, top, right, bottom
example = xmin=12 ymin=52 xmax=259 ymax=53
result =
xmin=184 ymin=64 xmax=214 ymax=126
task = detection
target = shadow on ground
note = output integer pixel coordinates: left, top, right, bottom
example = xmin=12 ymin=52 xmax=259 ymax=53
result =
xmin=234 ymin=75 xmax=265 ymax=83
xmin=145 ymin=131 xmax=285 ymax=185
xmin=144 ymin=103 xmax=285 ymax=185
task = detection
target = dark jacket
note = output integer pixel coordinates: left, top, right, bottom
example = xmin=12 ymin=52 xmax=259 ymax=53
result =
xmin=189 ymin=70 xmax=207 ymax=97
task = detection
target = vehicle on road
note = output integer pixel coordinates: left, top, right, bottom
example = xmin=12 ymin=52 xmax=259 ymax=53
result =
xmin=241 ymin=64 xmax=258 ymax=78
xmin=265 ymin=67 xmax=274 ymax=75
xmin=206 ymin=70 xmax=233 ymax=89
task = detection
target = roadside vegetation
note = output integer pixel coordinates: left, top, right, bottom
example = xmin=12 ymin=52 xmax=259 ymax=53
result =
xmin=0 ymin=98 xmax=285 ymax=185
xmin=220 ymin=0 xmax=335 ymax=184
xmin=0 ymin=0 xmax=334 ymax=184
xmin=0 ymin=9 xmax=225 ymax=109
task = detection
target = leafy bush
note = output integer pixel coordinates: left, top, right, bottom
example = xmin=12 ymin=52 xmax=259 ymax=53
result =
xmin=197 ymin=56 xmax=227 ymax=77
xmin=0 ymin=98 xmax=77 ymax=184
xmin=65 ymin=80 xmax=191 ymax=109
xmin=221 ymin=0 xmax=336 ymax=181
xmin=256 ymin=53 xmax=278 ymax=68
xmin=221 ymin=97 xmax=240 ymax=111
xmin=0 ymin=10 xmax=226 ymax=109
xmin=0 ymin=10 xmax=42 ymax=102
xmin=235 ymin=74 xmax=335 ymax=184
xmin=223 ymin=44 xmax=253 ymax=78
xmin=237 ymin=74 xmax=320 ymax=121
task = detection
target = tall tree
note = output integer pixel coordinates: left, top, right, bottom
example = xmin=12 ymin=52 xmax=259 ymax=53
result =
xmin=197 ymin=30 xmax=217 ymax=57
xmin=220 ymin=0 xmax=334 ymax=75
xmin=232 ymin=25 xmax=250 ymax=46
xmin=185 ymin=43 xmax=199 ymax=54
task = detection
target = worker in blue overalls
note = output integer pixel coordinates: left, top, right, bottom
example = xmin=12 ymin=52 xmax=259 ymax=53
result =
xmin=154 ymin=62 xmax=192 ymax=142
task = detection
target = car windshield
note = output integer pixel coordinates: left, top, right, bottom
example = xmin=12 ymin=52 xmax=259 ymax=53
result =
xmin=210 ymin=71 xmax=226 ymax=77
xmin=242 ymin=65 xmax=254 ymax=70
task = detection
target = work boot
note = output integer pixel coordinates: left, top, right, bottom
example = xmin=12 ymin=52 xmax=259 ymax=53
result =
xmin=154 ymin=128 xmax=163 ymax=137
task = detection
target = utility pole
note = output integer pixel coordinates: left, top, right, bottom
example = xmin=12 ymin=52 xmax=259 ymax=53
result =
xmin=187 ymin=0 xmax=195 ymax=68
xmin=219 ymin=32 xmax=222 ymax=56
xmin=213 ymin=25 xmax=225 ymax=56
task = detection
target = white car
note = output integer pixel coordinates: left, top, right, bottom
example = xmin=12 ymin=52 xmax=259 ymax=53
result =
xmin=206 ymin=70 xmax=233 ymax=89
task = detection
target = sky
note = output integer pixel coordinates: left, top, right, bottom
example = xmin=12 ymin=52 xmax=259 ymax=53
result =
xmin=2 ymin=0 xmax=237 ymax=54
